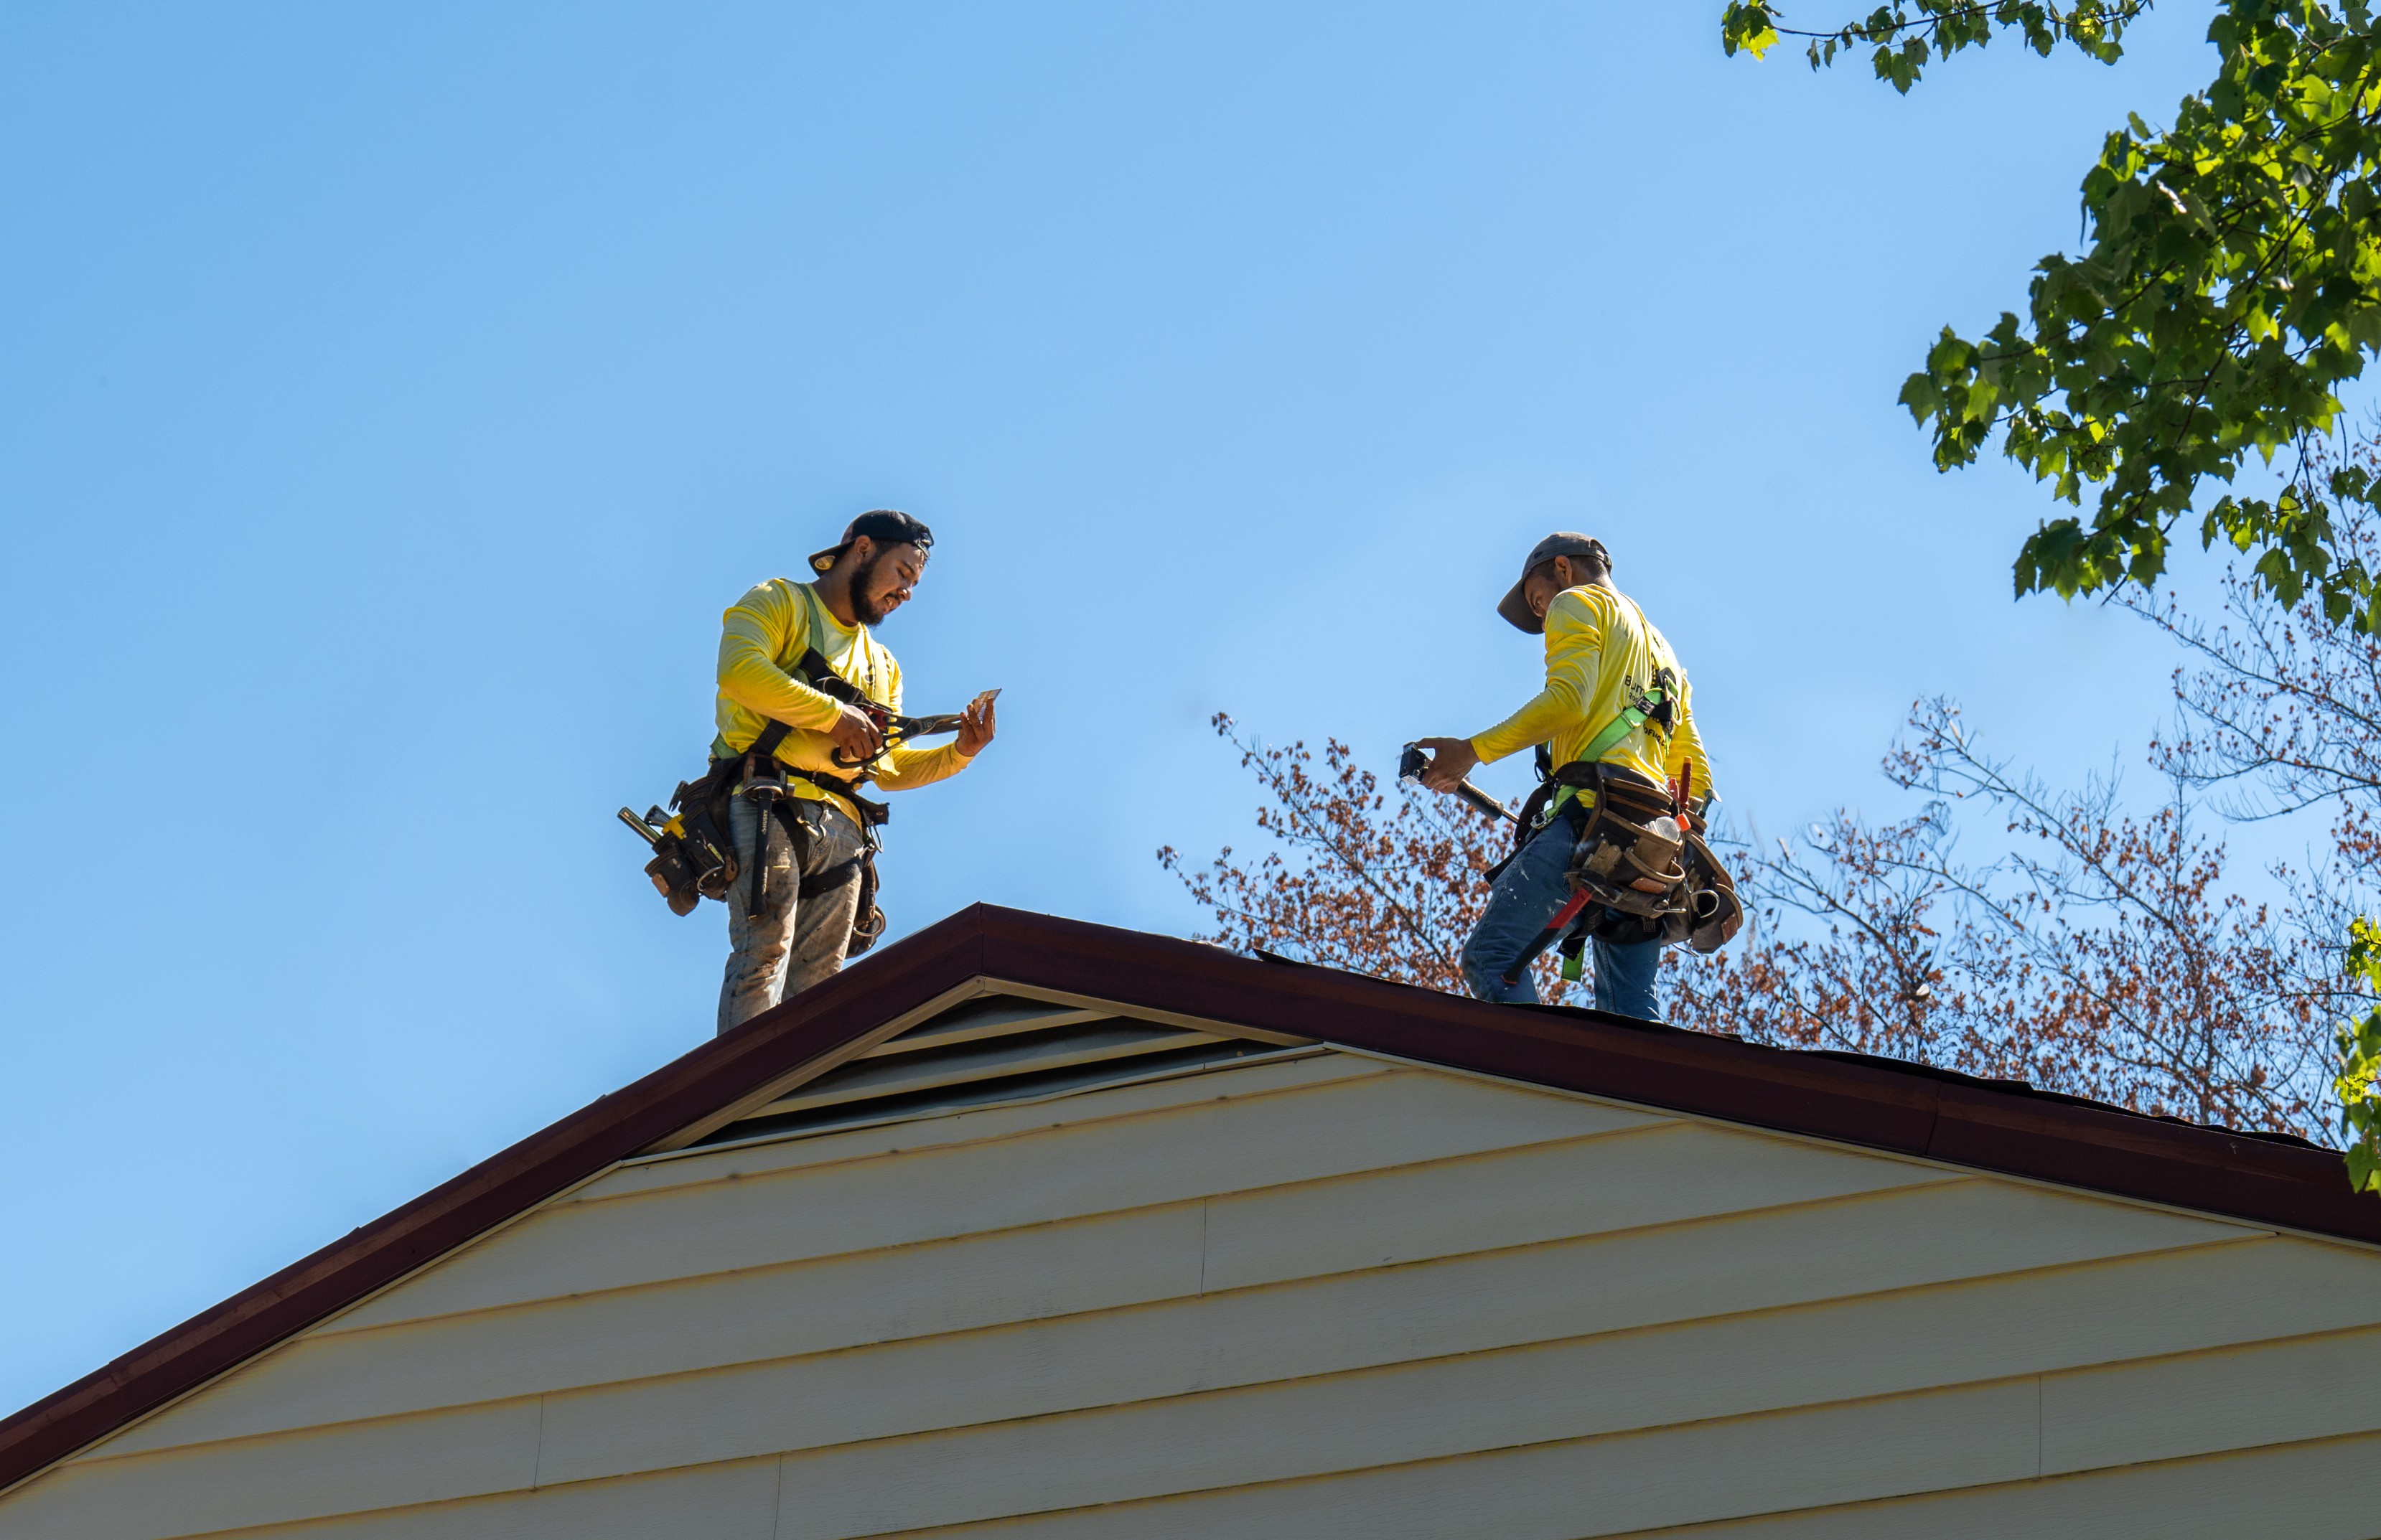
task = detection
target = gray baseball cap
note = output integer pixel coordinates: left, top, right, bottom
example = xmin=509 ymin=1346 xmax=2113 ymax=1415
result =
xmin=1497 ymin=532 xmax=1609 ymax=634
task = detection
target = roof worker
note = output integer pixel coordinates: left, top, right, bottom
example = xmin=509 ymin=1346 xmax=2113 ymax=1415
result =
xmin=711 ymin=510 xmax=996 ymax=1033
xmin=1413 ymin=533 xmax=1713 ymax=1020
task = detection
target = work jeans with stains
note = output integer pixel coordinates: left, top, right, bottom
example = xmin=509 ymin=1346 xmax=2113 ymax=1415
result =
xmin=1460 ymin=814 xmax=1662 ymax=1019
xmin=717 ymin=793 xmax=867 ymax=1035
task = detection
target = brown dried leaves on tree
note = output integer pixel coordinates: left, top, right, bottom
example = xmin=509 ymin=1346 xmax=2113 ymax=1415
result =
xmin=1165 ymin=449 xmax=2381 ymax=1144
xmin=1669 ymin=700 xmax=2328 ymax=1140
xmin=1156 ymin=715 xmax=1572 ymax=999
xmin=1167 ymin=587 xmax=2375 ymax=1142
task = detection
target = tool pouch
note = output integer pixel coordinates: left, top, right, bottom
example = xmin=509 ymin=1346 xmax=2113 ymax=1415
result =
xmin=1520 ymin=761 xmax=1741 ymax=954
xmin=1558 ymin=765 xmax=1689 ymax=920
xmin=675 ymin=764 xmax=743 ymax=903
xmin=644 ymin=843 xmax=704 ymax=917
xmin=627 ymin=700 xmax=903 ymax=932
xmin=658 ymin=718 xmax=809 ymax=914
xmin=1671 ymin=830 xmax=1744 ymax=954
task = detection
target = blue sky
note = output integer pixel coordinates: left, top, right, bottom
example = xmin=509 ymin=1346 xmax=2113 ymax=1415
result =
xmin=0 ymin=4 xmax=2251 ymax=1412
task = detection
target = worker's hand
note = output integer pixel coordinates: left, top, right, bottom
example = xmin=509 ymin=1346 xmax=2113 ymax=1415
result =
xmin=1414 ymin=736 xmax=1479 ymax=793
xmin=957 ymin=690 xmax=999 ymax=757
xmin=828 ymin=703 xmax=884 ymax=763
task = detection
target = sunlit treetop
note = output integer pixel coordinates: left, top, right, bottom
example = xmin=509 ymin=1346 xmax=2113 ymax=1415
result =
xmin=1724 ymin=1 xmax=2381 ymax=632
xmin=1721 ymin=1 xmax=2144 ymax=85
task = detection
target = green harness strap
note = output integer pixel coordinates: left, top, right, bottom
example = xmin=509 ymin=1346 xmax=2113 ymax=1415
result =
xmin=1537 ymin=682 xmax=1671 ymax=828
xmin=1579 ymin=692 xmax=1657 ymax=765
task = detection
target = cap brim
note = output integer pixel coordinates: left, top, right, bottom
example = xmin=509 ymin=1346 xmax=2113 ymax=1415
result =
xmin=1497 ymin=578 xmax=1543 ymax=635
xmin=808 ymin=545 xmax=847 ymax=575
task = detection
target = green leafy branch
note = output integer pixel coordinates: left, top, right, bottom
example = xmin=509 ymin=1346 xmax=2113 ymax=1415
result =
xmin=1721 ymin=1 xmax=2145 ymax=89
xmin=1729 ymin=0 xmax=2381 ymax=632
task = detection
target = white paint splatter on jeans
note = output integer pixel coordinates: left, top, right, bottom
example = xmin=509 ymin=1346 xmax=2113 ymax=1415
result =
xmin=716 ymin=792 xmax=866 ymax=1033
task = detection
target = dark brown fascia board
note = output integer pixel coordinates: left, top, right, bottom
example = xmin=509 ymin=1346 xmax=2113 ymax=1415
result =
xmin=6 ymin=903 xmax=2377 ymax=1499
xmin=956 ymin=907 xmax=2381 ymax=1248
xmin=0 ymin=910 xmax=998 ymax=1498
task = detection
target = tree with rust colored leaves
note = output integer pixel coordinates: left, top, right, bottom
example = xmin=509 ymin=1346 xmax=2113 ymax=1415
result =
xmin=1721 ymin=0 xmax=2381 ymax=630
xmin=1680 ymin=700 xmax=2329 ymax=1137
xmin=1167 ymin=698 xmax=2337 ymax=1142
xmin=1156 ymin=715 xmax=1575 ymax=999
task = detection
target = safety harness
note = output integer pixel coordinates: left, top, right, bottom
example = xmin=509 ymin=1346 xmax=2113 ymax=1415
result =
xmin=1494 ymin=666 xmax=1743 ymax=988
xmin=617 ymin=583 xmax=902 ymax=959
xmin=1510 ymin=666 xmax=1678 ymax=836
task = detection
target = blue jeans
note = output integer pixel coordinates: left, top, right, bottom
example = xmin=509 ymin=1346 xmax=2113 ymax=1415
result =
xmin=1461 ymin=816 xmax=1663 ymax=1019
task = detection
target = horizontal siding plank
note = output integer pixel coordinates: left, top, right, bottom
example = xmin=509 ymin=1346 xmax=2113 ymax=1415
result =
xmin=91 ymin=1132 xmax=2128 ymax=1459
xmin=566 ymin=1052 xmax=1385 ymax=1206
xmin=197 ymin=1389 xmax=2375 ymax=1540
xmin=780 ymin=1379 xmax=2044 ymax=1540
xmin=48 ymin=1225 xmax=2370 ymax=1537
xmin=0 ymin=1399 xmax=538 ymax=1540
xmin=1201 ymin=1119 xmax=2084 ymax=1292
xmin=91 ymin=1140 xmax=2251 ymax=1462
xmin=544 ymin=1235 xmax=2374 ymax=1521
xmin=90 ymin=1206 xmax=1207 ymax=1459
xmin=207 ymin=1328 xmax=2381 ymax=1540
xmin=197 ymin=1457 xmax=783 ymax=1540
xmin=2042 ymin=1318 xmax=2381 ymax=1474
xmin=1609 ymin=1429 xmax=2381 ymax=1540
xmin=329 ymin=1069 xmax=1673 ymax=1328
xmin=531 ymin=1179 xmax=2250 ymax=1488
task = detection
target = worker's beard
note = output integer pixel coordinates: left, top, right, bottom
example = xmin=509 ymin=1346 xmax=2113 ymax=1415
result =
xmin=849 ymin=550 xmax=897 ymax=625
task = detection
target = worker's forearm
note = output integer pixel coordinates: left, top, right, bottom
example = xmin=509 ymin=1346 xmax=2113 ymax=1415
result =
xmin=875 ymin=741 xmax=968 ymax=790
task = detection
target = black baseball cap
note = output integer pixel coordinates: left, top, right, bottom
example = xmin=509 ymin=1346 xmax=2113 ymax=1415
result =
xmin=1497 ymin=532 xmax=1610 ymax=634
xmin=808 ymin=509 xmax=935 ymax=575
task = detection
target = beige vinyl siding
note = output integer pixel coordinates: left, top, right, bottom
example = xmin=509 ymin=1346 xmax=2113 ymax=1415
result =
xmin=335 ymin=1054 xmax=1653 ymax=1321
xmin=5 ymin=1041 xmax=2377 ymax=1540
xmin=1624 ymin=1429 xmax=2381 ymax=1540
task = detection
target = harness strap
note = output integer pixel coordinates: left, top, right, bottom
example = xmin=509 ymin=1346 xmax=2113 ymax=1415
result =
xmin=1545 ymin=668 xmax=1680 ymax=823
xmin=799 ymin=857 xmax=863 ymax=900
xmin=1576 ymin=700 xmax=1650 ymax=769
xmin=765 ymin=799 xmax=868 ymax=899
xmin=1497 ymin=758 xmax=1693 ymax=985
xmin=736 ymin=682 xmax=892 ymax=829
xmin=742 ymin=799 xmax=871 ymax=910
xmin=795 ymin=647 xmax=864 ymax=703
xmin=704 ymin=583 xmax=897 ymax=940
xmin=785 ymin=768 xmax=890 ymax=827
xmin=736 ymin=582 xmax=897 ymax=781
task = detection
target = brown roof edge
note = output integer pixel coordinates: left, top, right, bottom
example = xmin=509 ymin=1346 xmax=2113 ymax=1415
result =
xmin=965 ymin=908 xmax=2381 ymax=1244
xmin=6 ymin=903 xmax=2377 ymax=1497
xmin=0 ymin=911 xmax=994 ymax=1496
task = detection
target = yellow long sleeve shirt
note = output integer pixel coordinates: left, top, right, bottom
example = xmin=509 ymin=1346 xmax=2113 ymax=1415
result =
xmin=1468 ymin=583 xmax=1715 ymax=802
xmin=711 ymin=578 xmax=971 ymax=825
